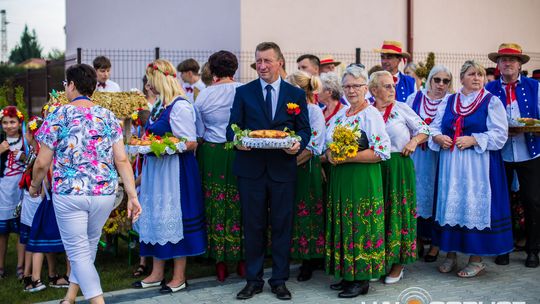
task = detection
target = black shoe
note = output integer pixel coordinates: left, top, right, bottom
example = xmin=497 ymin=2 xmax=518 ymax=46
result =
xmin=297 ymin=264 xmax=313 ymax=282
xmin=330 ymin=280 xmax=345 ymax=291
xmin=525 ymin=252 xmax=539 ymax=268
xmin=418 ymin=245 xmax=425 ymax=258
xmin=236 ymin=283 xmax=263 ymax=300
xmin=424 ymin=254 xmax=438 ymax=263
xmin=271 ymin=284 xmax=292 ymax=300
xmin=159 ymin=281 xmax=188 ymax=293
xmin=338 ymin=280 xmax=369 ymax=298
xmin=131 ymin=279 xmax=165 ymax=289
xmin=495 ymin=254 xmax=510 ymax=266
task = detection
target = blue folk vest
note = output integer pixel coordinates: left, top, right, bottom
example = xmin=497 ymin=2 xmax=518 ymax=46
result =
xmin=396 ymin=72 xmax=416 ymax=102
xmin=485 ymin=76 xmax=540 ymax=158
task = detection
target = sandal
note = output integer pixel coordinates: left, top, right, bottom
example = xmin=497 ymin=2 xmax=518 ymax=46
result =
xmin=132 ymin=264 xmax=148 ymax=277
xmin=457 ymin=262 xmax=485 ymax=278
xmin=24 ymin=279 xmax=47 ymax=293
xmin=49 ymin=274 xmax=70 ymax=288
xmin=59 ymin=299 xmax=74 ymax=304
xmin=438 ymin=258 xmax=457 ymax=273
xmin=16 ymin=266 xmax=24 ymax=281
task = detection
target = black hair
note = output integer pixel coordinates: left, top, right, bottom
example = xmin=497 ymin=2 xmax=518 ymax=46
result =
xmin=66 ymin=64 xmax=97 ymax=96
xmin=208 ymin=50 xmax=238 ymax=78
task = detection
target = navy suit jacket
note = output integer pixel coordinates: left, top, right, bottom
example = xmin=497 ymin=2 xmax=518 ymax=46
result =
xmin=226 ymin=78 xmax=311 ymax=182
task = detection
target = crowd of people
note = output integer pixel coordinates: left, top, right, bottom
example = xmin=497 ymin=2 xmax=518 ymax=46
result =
xmin=0 ymin=40 xmax=539 ymax=303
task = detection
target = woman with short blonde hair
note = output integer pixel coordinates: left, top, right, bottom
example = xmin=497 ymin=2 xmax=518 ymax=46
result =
xmin=286 ymin=70 xmax=326 ymax=282
xmin=430 ymin=60 xmax=512 ymax=278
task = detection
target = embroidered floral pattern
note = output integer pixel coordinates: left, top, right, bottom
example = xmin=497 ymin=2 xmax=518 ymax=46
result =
xmin=36 ymin=105 xmax=122 ymax=195
xmin=291 ymin=158 xmax=325 ymax=259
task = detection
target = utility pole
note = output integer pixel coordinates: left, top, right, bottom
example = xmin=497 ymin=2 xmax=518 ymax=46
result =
xmin=1 ymin=10 xmax=8 ymax=63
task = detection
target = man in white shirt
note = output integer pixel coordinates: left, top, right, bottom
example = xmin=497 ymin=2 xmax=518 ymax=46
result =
xmin=177 ymin=58 xmax=206 ymax=103
xmin=486 ymin=43 xmax=540 ymax=268
xmin=93 ymin=56 xmax=122 ymax=92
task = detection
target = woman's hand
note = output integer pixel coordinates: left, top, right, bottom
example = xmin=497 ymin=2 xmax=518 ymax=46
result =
xmin=455 ymin=136 xmax=477 ymax=150
xmin=434 ymin=135 xmax=453 ymax=149
xmin=29 ymin=184 xmax=42 ymax=197
xmin=326 ymin=150 xmax=343 ymax=165
xmin=127 ymin=196 xmax=142 ymax=223
xmin=401 ymin=139 xmax=418 ymax=156
xmin=0 ymin=141 xmax=9 ymax=154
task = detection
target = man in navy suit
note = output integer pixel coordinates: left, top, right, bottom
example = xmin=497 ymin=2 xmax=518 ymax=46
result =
xmin=226 ymin=42 xmax=310 ymax=300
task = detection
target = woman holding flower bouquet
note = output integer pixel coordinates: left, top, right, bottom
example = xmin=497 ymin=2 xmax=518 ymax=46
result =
xmin=285 ymin=71 xmax=326 ymax=282
xmin=405 ymin=65 xmax=453 ymax=262
xmin=370 ymin=71 xmax=430 ymax=284
xmin=324 ymin=66 xmax=391 ymax=298
xmin=133 ymin=59 xmax=206 ymax=293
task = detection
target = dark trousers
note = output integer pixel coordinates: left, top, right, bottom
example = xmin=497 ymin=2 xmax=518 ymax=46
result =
xmin=505 ymin=156 xmax=540 ymax=253
xmin=237 ymin=173 xmax=295 ymax=287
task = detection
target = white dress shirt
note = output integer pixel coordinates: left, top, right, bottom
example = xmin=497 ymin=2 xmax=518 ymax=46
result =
xmin=259 ymin=77 xmax=281 ymax=119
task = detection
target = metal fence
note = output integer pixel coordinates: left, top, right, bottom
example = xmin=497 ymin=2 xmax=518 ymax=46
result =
xmin=76 ymin=47 xmax=540 ymax=92
xmin=11 ymin=47 xmax=540 ymax=115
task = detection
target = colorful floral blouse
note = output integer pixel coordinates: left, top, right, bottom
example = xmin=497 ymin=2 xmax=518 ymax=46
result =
xmin=36 ymin=105 xmax=123 ymax=196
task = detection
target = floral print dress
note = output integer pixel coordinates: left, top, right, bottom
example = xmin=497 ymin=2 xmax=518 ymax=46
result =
xmin=324 ymin=105 xmax=391 ymax=281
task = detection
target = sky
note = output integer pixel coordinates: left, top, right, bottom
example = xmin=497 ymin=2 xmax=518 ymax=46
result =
xmin=0 ymin=0 xmax=65 ymax=56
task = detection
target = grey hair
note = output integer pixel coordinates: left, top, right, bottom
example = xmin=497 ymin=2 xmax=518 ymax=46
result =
xmin=460 ymin=60 xmax=486 ymax=80
xmin=320 ymin=72 xmax=342 ymax=100
xmin=426 ymin=65 xmax=453 ymax=92
xmin=368 ymin=70 xmax=393 ymax=92
xmin=342 ymin=66 xmax=368 ymax=83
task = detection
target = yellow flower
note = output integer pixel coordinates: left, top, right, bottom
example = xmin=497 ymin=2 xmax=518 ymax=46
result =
xmin=286 ymin=102 xmax=299 ymax=110
xmin=43 ymin=104 xmax=49 ymax=111
xmin=28 ymin=120 xmax=38 ymax=131
xmin=103 ymin=219 xmax=119 ymax=234
xmin=345 ymin=145 xmax=358 ymax=158
xmin=131 ymin=111 xmax=138 ymax=121
xmin=16 ymin=111 xmax=23 ymax=119
xmin=329 ymin=143 xmax=340 ymax=153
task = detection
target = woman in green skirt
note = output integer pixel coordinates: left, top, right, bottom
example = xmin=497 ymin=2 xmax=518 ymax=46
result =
xmin=194 ymin=51 xmax=244 ymax=281
xmin=324 ymin=66 xmax=391 ymax=298
xmin=369 ymin=71 xmax=430 ymax=284
xmin=286 ymin=71 xmax=327 ymax=281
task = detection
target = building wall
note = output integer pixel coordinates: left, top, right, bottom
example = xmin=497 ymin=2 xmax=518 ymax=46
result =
xmin=413 ymin=0 xmax=540 ymax=53
xmin=240 ymin=0 xmax=408 ymax=54
xmin=65 ymin=0 xmax=241 ymax=57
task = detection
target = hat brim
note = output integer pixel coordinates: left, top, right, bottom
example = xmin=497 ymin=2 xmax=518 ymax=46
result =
xmin=374 ymin=49 xmax=412 ymax=60
xmin=488 ymin=52 xmax=530 ymax=64
xmin=320 ymin=61 xmax=341 ymax=66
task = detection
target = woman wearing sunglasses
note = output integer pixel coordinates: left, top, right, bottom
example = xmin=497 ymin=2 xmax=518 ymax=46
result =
xmin=405 ymin=66 xmax=453 ymax=263
xmin=370 ymin=71 xmax=430 ymax=284
xmin=429 ymin=60 xmax=513 ymax=278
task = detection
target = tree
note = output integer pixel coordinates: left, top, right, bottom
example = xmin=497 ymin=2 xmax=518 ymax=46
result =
xmin=9 ymin=25 xmax=43 ymax=64
xmin=47 ymin=48 xmax=65 ymax=61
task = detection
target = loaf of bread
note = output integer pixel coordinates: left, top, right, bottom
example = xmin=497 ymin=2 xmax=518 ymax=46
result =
xmin=248 ymin=130 xmax=289 ymax=139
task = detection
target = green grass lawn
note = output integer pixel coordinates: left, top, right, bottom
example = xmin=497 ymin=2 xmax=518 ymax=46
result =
xmin=0 ymin=233 xmax=220 ymax=304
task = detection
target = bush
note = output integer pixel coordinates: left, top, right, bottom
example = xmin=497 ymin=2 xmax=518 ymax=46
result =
xmin=0 ymin=64 xmax=24 ymax=86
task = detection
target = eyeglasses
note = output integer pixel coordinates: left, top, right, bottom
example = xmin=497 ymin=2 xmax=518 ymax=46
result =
xmin=381 ymin=83 xmax=396 ymax=90
xmin=433 ymin=77 xmax=451 ymax=85
xmin=62 ymin=80 xmax=68 ymax=87
xmin=342 ymin=84 xmax=367 ymax=91
xmin=347 ymin=63 xmax=366 ymax=69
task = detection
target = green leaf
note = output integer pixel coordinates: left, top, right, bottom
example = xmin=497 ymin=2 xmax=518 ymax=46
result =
xmin=149 ymin=141 xmax=167 ymax=157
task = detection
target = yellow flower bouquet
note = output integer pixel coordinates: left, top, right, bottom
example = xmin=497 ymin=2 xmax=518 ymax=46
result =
xmin=328 ymin=125 xmax=365 ymax=162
